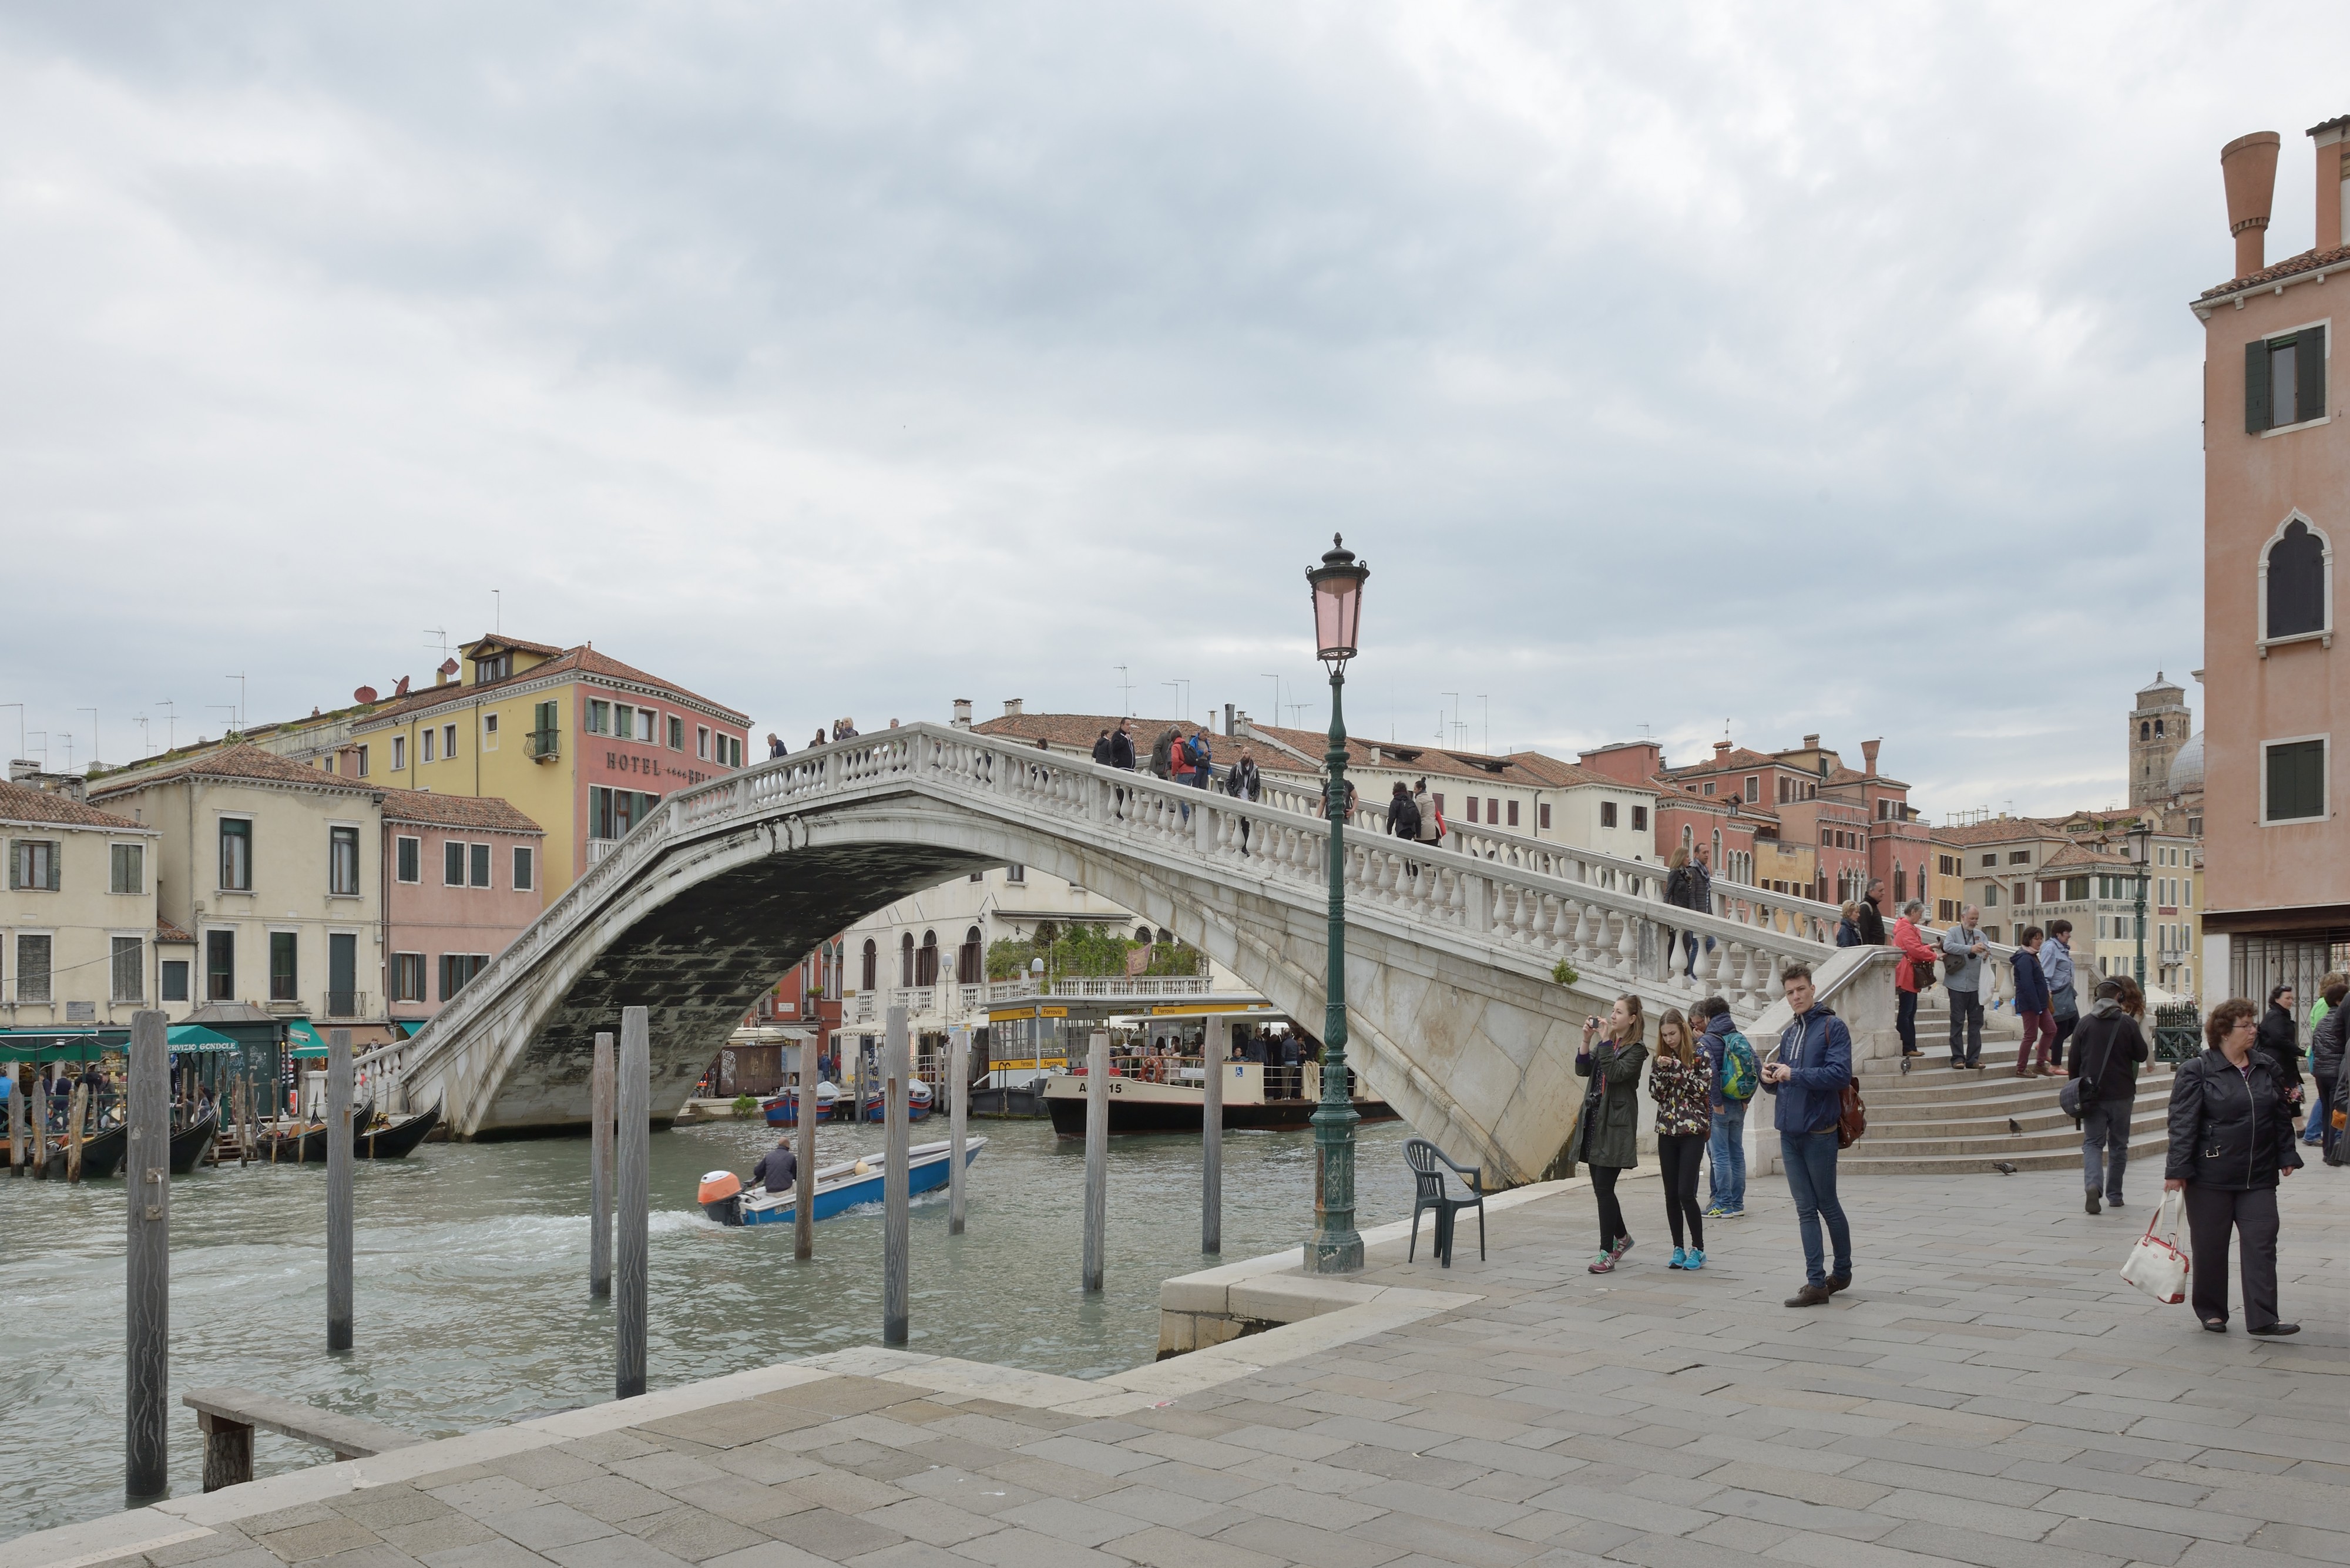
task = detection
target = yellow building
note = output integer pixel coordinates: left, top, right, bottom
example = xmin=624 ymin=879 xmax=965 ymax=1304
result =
xmin=341 ymin=636 xmax=751 ymax=902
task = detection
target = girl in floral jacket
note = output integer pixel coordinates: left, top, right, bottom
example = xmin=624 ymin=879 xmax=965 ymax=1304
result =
xmin=1650 ymin=1008 xmax=1713 ymax=1270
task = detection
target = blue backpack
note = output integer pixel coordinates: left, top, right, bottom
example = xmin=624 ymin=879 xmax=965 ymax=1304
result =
xmin=1718 ymin=1028 xmax=1760 ymax=1102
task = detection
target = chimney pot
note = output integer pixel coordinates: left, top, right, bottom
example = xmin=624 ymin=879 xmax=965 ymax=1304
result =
xmin=951 ymin=699 xmax=972 ymax=730
xmin=1003 ymin=699 xmax=1024 ymax=717
xmin=1713 ymin=740 xmax=1732 ymax=758
xmin=1862 ymin=738 xmax=1881 ymax=777
xmin=1802 ymin=733 xmax=1819 ymax=749
xmin=2221 ymin=130 xmax=2283 ymax=278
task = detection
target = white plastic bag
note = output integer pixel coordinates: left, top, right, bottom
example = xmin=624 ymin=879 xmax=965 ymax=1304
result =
xmin=2119 ymin=1191 xmax=2190 ymax=1305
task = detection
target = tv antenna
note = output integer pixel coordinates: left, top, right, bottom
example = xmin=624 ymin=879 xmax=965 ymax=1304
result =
xmin=1114 ymin=665 xmax=1135 ymax=717
xmin=78 ymin=708 xmax=97 ymax=770
xmin=424 ymin=626 xmax=449 ymax=662
xmin=224 ymin=674 xmax=246 ymax=733
xmin=492 ymin=589 xmax=501 ymax=634
xmin=1261 ymin=674 xmax=1280 ymax=731
xmin=156 ymin=700 xmax=176 ymax=751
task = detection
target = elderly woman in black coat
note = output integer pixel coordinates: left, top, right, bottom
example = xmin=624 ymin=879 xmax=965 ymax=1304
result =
xmin=2167 ymin=998 xmax=2304 ymax=1335
xmin=2255 ymin=986 xmax=2304 ymax=1113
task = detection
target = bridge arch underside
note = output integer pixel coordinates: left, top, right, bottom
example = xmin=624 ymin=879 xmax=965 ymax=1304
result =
xmin=435 ymin=795 xmax=1597 ymax=1184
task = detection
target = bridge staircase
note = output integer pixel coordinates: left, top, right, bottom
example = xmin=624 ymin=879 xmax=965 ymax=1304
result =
xmin=1842 ymin=1058 xmax=2174 ymax=1177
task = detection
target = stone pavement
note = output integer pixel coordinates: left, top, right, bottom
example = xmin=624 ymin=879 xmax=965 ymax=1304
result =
xmin=16 ymin=1161 xmax=2348 ymax=1568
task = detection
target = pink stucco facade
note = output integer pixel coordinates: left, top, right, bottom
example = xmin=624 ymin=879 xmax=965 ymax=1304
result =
xmin=383 ymin=809 xmax=545 ymax=1024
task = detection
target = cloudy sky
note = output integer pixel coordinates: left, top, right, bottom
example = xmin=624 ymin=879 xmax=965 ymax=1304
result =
xmin=3 ymin=4 xmax=2340 ymax=817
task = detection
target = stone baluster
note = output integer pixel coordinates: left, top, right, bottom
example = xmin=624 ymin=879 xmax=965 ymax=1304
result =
xmin=1762 ymin=951 xmax=1786 ymax=1006
xmin=1615 ymin=909 xmax=1639 ymax=975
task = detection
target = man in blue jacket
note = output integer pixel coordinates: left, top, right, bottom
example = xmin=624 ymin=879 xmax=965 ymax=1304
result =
xmin=1762 ymin=962 xmax=1854 ymax=1307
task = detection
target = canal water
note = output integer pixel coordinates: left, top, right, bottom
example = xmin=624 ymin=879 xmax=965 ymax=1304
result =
xmin=0 ymin=1113 xmax=1416 ymax=1540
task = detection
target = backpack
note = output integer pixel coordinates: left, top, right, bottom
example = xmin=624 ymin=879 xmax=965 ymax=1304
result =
xmin=1186 ymin=736 xmax=1210 ymax=767
xmin=1391 ymin=795 xmax=1421 ymax=838
xmin=1718 ymin=1029 xmax=1760 ymax=1102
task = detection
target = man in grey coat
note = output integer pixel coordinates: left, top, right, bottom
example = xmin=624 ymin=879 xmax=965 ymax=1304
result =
xmin=1942 ymin=906 xmax=1991 ymax=1069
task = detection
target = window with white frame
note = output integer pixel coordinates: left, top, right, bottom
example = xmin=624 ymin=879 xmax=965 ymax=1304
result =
xmin=667 ymin=715 xmax=684 ymax=751
xmin=396 ymin=835 xmax=420 ymax=882
xmin=2263 ymin=516 xmax=2330 ymax=643
xmin=391 ymin=952 xmax=427 ymax=1003
xmin=421 ymin=728 xmax=437 ymax=763
xmin=482 ymin=713 xmax=499 ymax=751
xmin=469 ymin=843 xmax=491 ymax=887
xmin=637 ymin=707 xmax=656 ymax=742
xmin=330 ymin=826 xmax=361 ymax=895
xmin=444 ymin=840 xmax=466 ymax=886
xmin=110 ymin=842 xmax=144 ymax=894
xmin=391 ymin=734 xmax=407 ymax=771
xmin=697 ymin=725 xmax=711 ymax=760
xmin=356 ymin=743 xmax=370 ymax=777
xmin=111 ymin=935 xmax=144 ymax=1002
xmin=2264 ymin=736 xmax=2328 ymax=823
xmin=219 ymin=818 xmax=251 ymax=891
xmin=586 ymin=699 xmax=611 ymax=736
xmin=613 ymin=704 xmax=634 ymax=741
xmin=442 ymin=722 xmax=457 ymax=758
xmin=513 ymin=845 xmax=534 ymax=891
xmin=10 ymin=838 xmax=59 ymax=891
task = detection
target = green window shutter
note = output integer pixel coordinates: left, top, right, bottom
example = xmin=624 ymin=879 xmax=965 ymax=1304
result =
xmin=46 ymin=845 xmax=59 ymax=891
xmin=2247 ymin=337 xmax=2272 ymax=431
xmin=2299 ymin=325 xmax=2328 ymax=425
xmin=6 ymin=841 xmax=16 ymax=891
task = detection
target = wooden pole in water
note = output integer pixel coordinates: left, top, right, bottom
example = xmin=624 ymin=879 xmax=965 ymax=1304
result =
xmin=615 ymin=1006 xmax=650 ymax=1399
xmin=7 ymin=1067 xmax=22 ymax=1177
xmin=1202 ymin=1015 xmax=1225 ymax=1254
xmin=882 ymin=1007 xmax=910 ymax=1346
xmin=1083 ymin=1030 xmax=1107 ymax=1292
xmin=793 ymin=1042 xmax=815 ymax=1261
xmin=327 ymin=1029 xmax=354 ymax=1351
xmin=68 ymin=1082 xmax=88 ymax=1183
xmin=125 ymin=1010 xmax=169 ymax=1503
xmin=948 ymin=1030 xmax=968 ymax=1235
xmin=31 ymin=1080 xmax=48 ymax=1179
xmin=590 ymin=1032 xmax=613 ymax=1300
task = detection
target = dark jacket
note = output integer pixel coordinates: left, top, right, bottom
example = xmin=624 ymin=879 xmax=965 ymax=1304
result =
xmin=2010 ymin=949 xmax=2050 ymax=1015
xmin=751 ymin=1146 xmax=798 ymax=1192
xmin=1571 ymin=1035 xmax=1647 ymax=1170
xmin=2067 ymin=998 xmax=2147 ymax=1104
xmin=2310 ymin=1005 xmax=2347 ymax=1102
xmin=1835 ymin=919 xmax=1862 ymax=948
xmin=1226 ymin=758 xmax=1260 ymax=801
xmin=1092 ymin=735 xmax=1113 ymax=764
xmin=1762 ymin=1005 xmax=1851 ymax=1136
xmin=1666 ymin=865 xmax=1701 ymax=911
xmin=1110 ymin=730 xmax=1136 ymax=770
xmin=2255 ymin=1003 xmax=2302 ymax=1087
xmin=1388 ymin=794 xmax=1421 ymax=838
xmin=1856 ymin=897 xmax=1886 ymax=946
xmin=2166 ymin=1049 xmax=2304 ymax=1189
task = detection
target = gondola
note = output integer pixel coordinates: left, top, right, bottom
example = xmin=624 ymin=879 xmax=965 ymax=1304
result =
xmin=38 ymin=1110 xmax=214 ymax=1179
xmin=254 ymin=1098 xmax=374 ymax=1164
xmin=355 ymin=1101 xmax=442 ymax=1160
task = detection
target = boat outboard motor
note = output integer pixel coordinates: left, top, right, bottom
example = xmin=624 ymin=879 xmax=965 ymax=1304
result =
xmin=698 ymin=1170 xmax=744 ymax=1225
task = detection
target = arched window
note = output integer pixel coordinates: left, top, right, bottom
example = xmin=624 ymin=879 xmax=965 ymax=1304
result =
xmin=2140 ymin=720 xmax=2150 ymax=741
xmin=958 ymin=926 xmax=983 ymax=985
xmin=1893 ymin=862 xmax=1906 ymax=904
xmin=1156 ymin=927 xmax=1172 ymax=944
xmin=2265 ymin=516 xmax=2329 ymax=639
xmin=2154 ymin=718 xmax=2165 ymax=737
xmin=916 ymin=930 xmax=939 ymax=986
xmin=899 ymin=932 xmax=915 ymax=988
xmin=860 ymin=939 xmax=877 ymax=992
xmin=1135 ymin=925 xmax=1151 ymax=944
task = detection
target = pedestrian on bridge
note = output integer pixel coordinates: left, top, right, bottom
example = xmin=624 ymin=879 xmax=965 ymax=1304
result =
xmin=1835 ymin=902 xmax=1862 ymax=948
xmin=1941 ymin=908 xmax=1990 ymax=1069
xmin=1110 ymin=720 xmax=1136 ymax=770
xmin=1574 ymin=996 xmax=1647 ymax=1274
xmin=1650 ymin=1008 xmax=1710 ymax=1270
xmin=1762 ymin=962 xmax=1853 ymax=1307
xmin=2012 ymin=926 xmax=2056 ymax=1077
xmin=1892 ymin=899 xmax=1935 ymax=1060
xmin=2044 ymin=919 xmax=2078 ymax=1067
xmin=1696 ymin=994 xmax=1755 ymax=1220
xmin=1092 ymin=730 xmax=1113 ymax=764
xmin=1412 ymin=778 xmax=1441 ymax=846
xmin=1858 ymin=881 xmax=1888 ymax=946
xmin=1386 ymin=782 xmax=1422 ymax=875
xmin=767 ymin=733 xmax=786 ymax=759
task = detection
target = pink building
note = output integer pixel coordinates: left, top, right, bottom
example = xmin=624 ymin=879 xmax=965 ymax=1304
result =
xmin=2194 ymin=124 xmax=2350 ymax=998
xmin=381 ymin=790 xmax=546 ymax=1025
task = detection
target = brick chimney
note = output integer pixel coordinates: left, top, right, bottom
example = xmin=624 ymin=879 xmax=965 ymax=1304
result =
xmin=1801 ymin=733 xmax=1819 ymax=750
xmin=1003 ymin=699 xmax=1024 ymax=717
xmin=2312 ymin=116 xmax=2350 ymax=253
xmin=1713 ymin=740 xmax=1732 ymax=760
xmin=2222 ymin=130 xmax=2282 ymax=278
xmin=1862 ymin=738 xmax=1881 ymax=777
xmin=951 ymin=699 xmax=972 ymax=730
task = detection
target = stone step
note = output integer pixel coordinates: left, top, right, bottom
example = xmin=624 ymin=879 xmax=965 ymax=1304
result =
xmin=1842 ymin=1129 xmax=2169 ymax=1177
xmin=1854 ymin=1123 xmax=2161 ymax=1158
xmin=1856 ymin=1077 xmax=2176 ymax=1112
xmin=1869 ymin=1099 xmax=2094 ymax=1129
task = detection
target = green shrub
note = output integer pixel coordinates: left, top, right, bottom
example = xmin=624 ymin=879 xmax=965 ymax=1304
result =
xmin=1550 ymin=959 xmax=1580 ymax=988
xmin=730 ymin=1093 xmax=758 ymax=1119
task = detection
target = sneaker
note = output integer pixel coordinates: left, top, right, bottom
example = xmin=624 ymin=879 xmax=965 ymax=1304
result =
xmin=1588 ymin=1252 xmax=1615 ymax=1274
xmin=1684 ymin=1248 xmax=1706 ymax=1270
xmin=1718 ymin=1206 xmax=1747 ymax=1219
xmin=1668 ymin=1247 xmax=1688 ymax=1270
xmin=1701 ymin=1205 xmax=1726 ymax=1219
xmin=2086 ymin=1191 xmax=2101 ymax=1215
xmin=1609 ymin=1235 xmax=1634 ymax=1261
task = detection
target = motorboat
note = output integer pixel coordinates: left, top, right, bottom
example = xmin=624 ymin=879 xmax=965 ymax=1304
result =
xmin=860 ymin=1080 xmax=932 ymax=1122
xmin=696 ymin=1136 xmax=983 ymax=1227
xmin=1043 ymin=1058 xmax=1395 ymax=1136
xmin=761 ymin=1082 xmax=839 ymax=1125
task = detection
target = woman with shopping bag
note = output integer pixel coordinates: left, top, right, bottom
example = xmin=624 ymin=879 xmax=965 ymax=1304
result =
xmin=2164 ymin=998 xmax=2304 ymax=1335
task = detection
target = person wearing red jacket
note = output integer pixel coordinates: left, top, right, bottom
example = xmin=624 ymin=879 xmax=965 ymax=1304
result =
xmin=1891 ymin=899 xmax=1936 ymax=1062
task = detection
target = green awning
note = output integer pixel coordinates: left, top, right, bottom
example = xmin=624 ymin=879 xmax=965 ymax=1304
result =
xmin=167 ymin=1024 xmax=240 ymax=1052
xmin=286 ymin=1018 xmax=327 ymax=1057
xmin=0 ymin=1028 xmax=128 ymax=1062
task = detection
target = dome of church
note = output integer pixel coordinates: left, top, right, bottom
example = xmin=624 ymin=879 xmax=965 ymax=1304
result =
xmin=2167 ymin=731 xmax=2204 ymax=796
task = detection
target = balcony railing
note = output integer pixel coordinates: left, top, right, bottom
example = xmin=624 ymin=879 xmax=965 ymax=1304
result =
xmin=586 ymin=838 xmax=619 ymax=867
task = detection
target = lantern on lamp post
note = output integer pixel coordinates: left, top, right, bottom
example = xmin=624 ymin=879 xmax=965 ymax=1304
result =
xmin=1305 ymin=535 xmax=1368 ymax=1274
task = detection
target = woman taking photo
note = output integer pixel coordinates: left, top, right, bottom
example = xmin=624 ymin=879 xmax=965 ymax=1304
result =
xmin=2166 ymin=997 xmax=2303 ymax=1335
xmin=1649 ymin=1008 xmax=1711 ymax=1270
xmin=1573 ymin=996 xmax=1647 ymax=1274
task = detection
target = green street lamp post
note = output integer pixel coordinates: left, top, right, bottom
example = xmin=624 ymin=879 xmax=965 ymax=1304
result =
xmin=1306 ymin=535 xmax=1368 ymax=1274
xmin=2128 ymin=820 xmax=2151 ymax=988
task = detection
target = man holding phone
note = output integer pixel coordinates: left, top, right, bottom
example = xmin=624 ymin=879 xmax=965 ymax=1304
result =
xmin=1762 ymin=963 xmax=1853 ymax=1307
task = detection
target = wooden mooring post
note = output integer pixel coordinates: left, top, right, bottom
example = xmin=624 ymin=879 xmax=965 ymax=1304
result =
xmin=948 ymin=1030 xmax=968 ymax=1235
xmin=590 ymin=1031 xmax=613 ymax=1299
xmin=882 ymin=1008 xmax=911 ymax=1346
xmin=66 ymin=1082 xmax=88 ymax=1183
xmin=794 ymin=1041 xmax=815 ymax=1262
xmin=615 ymin=1007 xmax=650 ymax=1399
xmin=1082 ymin=1031 xmax=1107 ymax=1292
xmin=327 ymin=1028 xmax=354 ymax=1351
xmin=126 ymin=1010 xmax=170 ymax=1504
xmin=1202 ymin=1015 xmax=1225 ymax=1254
xmin=31 ymin=1080 xmax=48 ymax=1179
xmin=6 ymin=1067 xmax=22 ymax=1177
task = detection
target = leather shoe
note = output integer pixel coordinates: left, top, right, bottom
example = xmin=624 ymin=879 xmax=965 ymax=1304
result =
xmin=1785 ymin=1284 xmax=1832 ymax=1307
xmin=2086 ymin=1191 xmax=2100 ymax=1215
xmin=1825 ymin=1274 xmax=1852 ymax=1294
xmin=2248 ymin=1322 xmax=2301 ymax=1337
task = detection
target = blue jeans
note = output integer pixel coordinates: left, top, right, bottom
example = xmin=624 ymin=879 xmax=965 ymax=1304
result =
xmin=1780 ymin=1130 xmax=1851 ymax=1288
xmin=2303 ymin=1085 xmax=2327 ymax=1142
xmin=1708 ymin=1102 xmax=1747 ymax=1212
xmin=2080 ymin=1100 xmax=2129 ymax=1201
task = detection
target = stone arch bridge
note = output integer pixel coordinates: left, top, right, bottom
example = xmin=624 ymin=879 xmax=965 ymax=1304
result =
xmin=362 ymin=725 xmax=1902 ymax=1185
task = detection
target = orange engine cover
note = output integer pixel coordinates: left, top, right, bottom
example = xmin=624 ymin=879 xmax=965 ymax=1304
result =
xmin=697 ymin=1170 xmax=743 ymax=1204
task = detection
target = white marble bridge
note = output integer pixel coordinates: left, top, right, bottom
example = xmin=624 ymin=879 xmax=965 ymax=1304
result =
xmin=361 ymin=724 xmax=2031 ymax=1185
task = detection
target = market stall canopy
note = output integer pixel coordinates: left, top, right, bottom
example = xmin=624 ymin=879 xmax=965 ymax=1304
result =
xmin=0 ymin=1027 xmax=129 ymax=1062
xmin=286 ymin=1018 xmax=328 ymax=1058
xmin=166 ymin=1024 xmax=240 ymax=1052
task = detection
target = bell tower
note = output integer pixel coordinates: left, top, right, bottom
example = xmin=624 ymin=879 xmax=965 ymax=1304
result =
xmin=2129 ymin=673 xmax=2191 ymax=808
